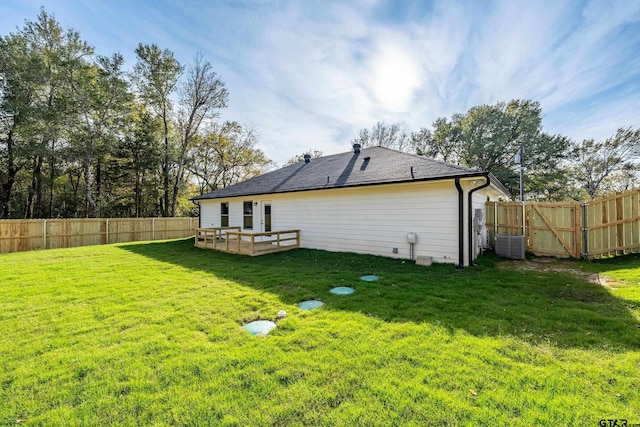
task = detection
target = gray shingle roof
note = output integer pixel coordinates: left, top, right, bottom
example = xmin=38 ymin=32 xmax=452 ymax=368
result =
xmin=192 ymin=146 xmax=492 ymax=200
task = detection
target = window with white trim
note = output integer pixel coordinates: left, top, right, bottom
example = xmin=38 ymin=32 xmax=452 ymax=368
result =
xmin=243 ymin=201 xmax=253 ymax=229
xmin=221 ymin=202 xmax=229 ymax=227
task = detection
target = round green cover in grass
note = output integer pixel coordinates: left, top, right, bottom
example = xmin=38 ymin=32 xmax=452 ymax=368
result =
xmin=360 ymin=275 xmax=379 ymax=282
xmin=243 ymin=320 xmax=277 ymax=336
xmin=298 ymin=300 xmax=324 ymax=310
xmin=330 ymin=287 xmax=355 ymax=295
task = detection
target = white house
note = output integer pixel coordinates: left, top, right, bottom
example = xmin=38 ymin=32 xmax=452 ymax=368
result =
xmin=192 ymin=145 xmax=510 ymax=267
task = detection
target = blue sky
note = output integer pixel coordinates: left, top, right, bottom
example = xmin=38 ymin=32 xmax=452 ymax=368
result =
xmin=2 ymin=0 xmax=640 ymax=166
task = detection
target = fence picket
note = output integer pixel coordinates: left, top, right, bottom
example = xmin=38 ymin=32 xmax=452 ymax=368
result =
xmin=0 ymin=217 xmax=197 ymax=254
xmin=486 ymin=188 xmax=640 ymax=259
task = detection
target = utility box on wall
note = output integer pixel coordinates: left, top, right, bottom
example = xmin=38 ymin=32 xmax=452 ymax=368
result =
xmin=407 ymin=232 xmax=418 ymax=244
xmin=495 ymin=235 xmax=525 ymax=260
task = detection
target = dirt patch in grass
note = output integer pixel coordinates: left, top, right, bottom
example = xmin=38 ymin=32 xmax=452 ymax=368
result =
xmin=497 ymin=257 xmax=625 ymax=288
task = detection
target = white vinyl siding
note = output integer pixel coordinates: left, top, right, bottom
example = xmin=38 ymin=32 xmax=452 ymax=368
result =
xmin=197 ymin=179 xmax=504 ymax=265
xmin=273 ymin=183 xmax=458 ymax=262
xmin=200 ymin=202 xmax=220 ymax=228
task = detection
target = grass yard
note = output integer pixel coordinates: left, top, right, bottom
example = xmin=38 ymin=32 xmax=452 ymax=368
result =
xmin=1 ymin=239 xmax=639 ymax=426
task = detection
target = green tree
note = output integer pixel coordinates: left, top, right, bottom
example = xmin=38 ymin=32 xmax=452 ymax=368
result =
xmin=121 ymin=104 xmax=162 ymax=217
xmin=132 ymin=44 xmax=183 ymax=216
xmin=0 ymin=29 xmax=37 ymax=218
xmin=412 ymin=117 xmax=458 ymax=163
xmin=67 ymin=53 xmax=131 ymax=217
xmin=97 ymin=102 xmax=161 ymax=217
xmin=1 ymin=10 xmax=267 ymax=218
xmin=413 ymin=100 xmax=571 ymax=200
xmin=0 ymin=8 xmax=75 ymax=218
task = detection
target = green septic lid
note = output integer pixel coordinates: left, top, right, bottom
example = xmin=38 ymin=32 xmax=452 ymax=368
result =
xmin=360 ymin=275 xmax=379 ymax=282
xmin=330 ymin=286 xmax=355 ymax=295
xmin=298 ymin=300 xmax=324 ymax=310
xmin=243 ymin=320 xmax=277 ymax=336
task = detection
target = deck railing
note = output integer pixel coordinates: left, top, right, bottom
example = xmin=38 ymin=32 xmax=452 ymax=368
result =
xmin=194 ymin=227 xmax=300 ymax=256
xmin=194 ymin=227 xmax=241 ymax=250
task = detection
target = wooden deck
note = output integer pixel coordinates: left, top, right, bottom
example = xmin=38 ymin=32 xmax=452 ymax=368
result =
xmin=194 ymin=227 xmax=300 ymax=256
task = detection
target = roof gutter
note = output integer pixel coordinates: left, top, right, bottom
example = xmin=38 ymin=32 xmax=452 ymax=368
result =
xmin=191 ymin=172 xmax=494 ymax=201
xmin=467 ymin=174 xmax=490 ymax=266
xmin=455 ymin=177 xmax=464 ymax=269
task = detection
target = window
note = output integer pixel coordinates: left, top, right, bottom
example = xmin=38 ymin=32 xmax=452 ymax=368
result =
xmin=221 ymin=202 xmax=229 ymax=227
xmin=264 ymin=204 xmax=271 ymax=232
xmin=243 ymin=201 xmax=253 ymax=229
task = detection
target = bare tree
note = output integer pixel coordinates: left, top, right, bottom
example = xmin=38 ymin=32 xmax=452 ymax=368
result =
xmin=572 ymin=127 xmax=639 ymax=198
xmin=189 ymin=121 xmax=272 ymax=194
xmin=172 ymin=53 xmax=228 ymax=215
xmin=351 ymin=121 xmax=411 ymax=151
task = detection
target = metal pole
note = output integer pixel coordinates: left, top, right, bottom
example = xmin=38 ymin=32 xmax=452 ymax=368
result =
xmin=519 ymin=145 xmax=525 ymax=202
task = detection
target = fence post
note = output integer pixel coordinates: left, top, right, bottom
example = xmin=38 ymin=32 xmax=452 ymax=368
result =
xmin=582 ymin=202 xmax=589 ymax=260
xmin=189 ymin=217 xmax=192 ymax=236
xmin=493 ymin=201 xmax=498 ymax=247
xmin=106 ymin=218 xmax=109 ymax=245
xmin=152 ymin=218 xmax=155 ymax=241
xmin=43 ymin=219 xmax=47 ymax=250
xmin=574 ymin=203 xmax=581 ymax=258
xmin=521 ymin=202 xmax=526 ymax=237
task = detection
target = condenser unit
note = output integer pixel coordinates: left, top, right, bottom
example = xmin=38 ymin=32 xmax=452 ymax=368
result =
xmin=495 ymin=235 xmax=525 ymax=260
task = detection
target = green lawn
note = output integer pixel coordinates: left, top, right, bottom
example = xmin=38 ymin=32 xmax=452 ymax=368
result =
xmin=1 ymin=239 xmax=639 ymax=426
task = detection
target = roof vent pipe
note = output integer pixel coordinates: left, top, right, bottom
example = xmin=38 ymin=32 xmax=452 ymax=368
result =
xmin=304 ymin=154 xmax=311 ymax=163
xmin=353 ymin=143 xmax=361 ymax=153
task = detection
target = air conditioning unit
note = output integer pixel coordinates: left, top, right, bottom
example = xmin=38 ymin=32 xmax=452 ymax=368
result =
xmin=495 ymin=235 xmax=525 ymax=260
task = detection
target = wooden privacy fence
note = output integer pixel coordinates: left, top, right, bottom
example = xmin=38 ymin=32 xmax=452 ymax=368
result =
xmin=486 ymin=188 xmax=640 ymax=259
xmin=0 ymin=217 xmax=197 ymax=254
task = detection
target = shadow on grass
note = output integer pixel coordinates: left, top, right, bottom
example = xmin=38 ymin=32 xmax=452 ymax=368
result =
xmin=121 ymin=238 xmax=640 ymax=350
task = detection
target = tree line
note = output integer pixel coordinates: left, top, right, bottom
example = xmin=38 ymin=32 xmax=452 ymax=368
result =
xmin=351 ymin=100 xmax=639 ymax=200
xmin=0 ymin=9 xmax=271 ymax=219
xmin=3 ymin=10 xmax=639 ymax=221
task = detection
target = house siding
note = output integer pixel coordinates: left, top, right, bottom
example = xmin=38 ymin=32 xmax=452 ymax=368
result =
xmin=199 ymin=180 xmax=481 ymax=264
xmin=200 ymin=201 xmax=220 ymax=228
